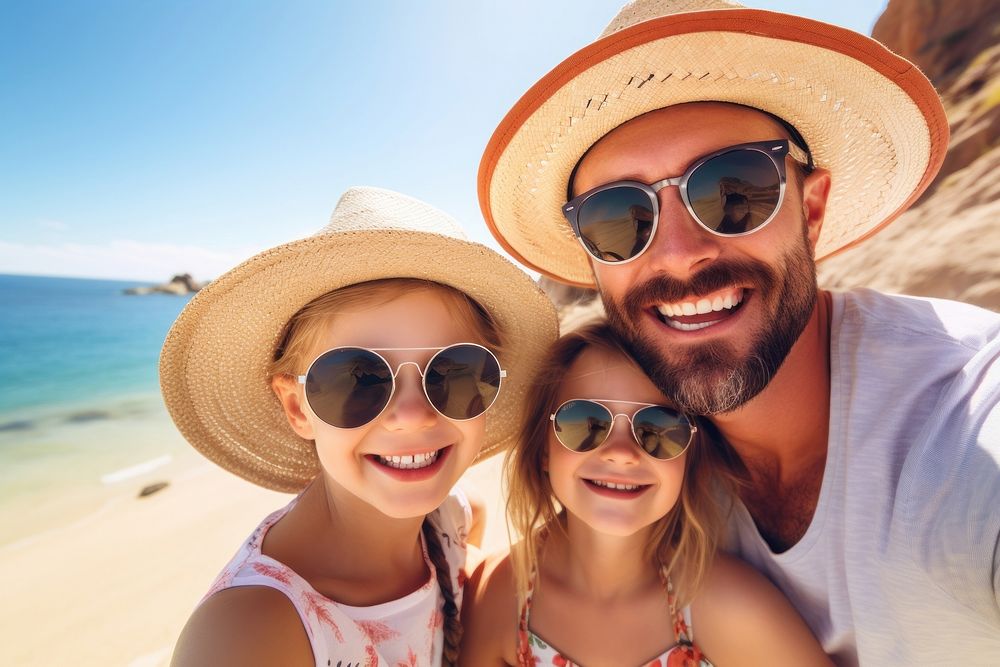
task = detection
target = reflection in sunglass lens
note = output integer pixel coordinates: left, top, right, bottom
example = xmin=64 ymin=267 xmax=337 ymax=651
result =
xmin=305 ymin=348 xmax=393 ymax=428
xmin=553 ymin=400 xmax=613 ymax=452
xmin=687 ymin=150 xmax=781 ymax=235
xmin=632 ymin=406 xmax=692 ymax=460
xmin=424 ymin=344 xmax=502 ymax=420
xmin=576 ymin=186 xmax=654 ymax=263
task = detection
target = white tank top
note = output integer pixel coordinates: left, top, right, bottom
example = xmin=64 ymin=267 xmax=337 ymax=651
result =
xmin=202 ymin=488 xmax=471 ymax=667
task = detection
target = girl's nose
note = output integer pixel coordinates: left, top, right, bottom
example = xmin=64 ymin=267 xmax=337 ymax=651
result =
xmin=598 ymin=415 xmax=641 ymax=465
xmin=381 ymin=364 xmax=437 ymax=430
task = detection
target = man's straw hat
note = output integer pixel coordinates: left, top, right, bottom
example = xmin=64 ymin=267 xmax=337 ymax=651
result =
xmin=479 ymin=0 xmax=950 ymax=287
xmin=160 ymin=187 xmax=559 ymax=492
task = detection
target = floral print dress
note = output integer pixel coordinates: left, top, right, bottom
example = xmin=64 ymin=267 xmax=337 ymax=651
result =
xmin=201 ymin=489 xmax=470 ymax=667
xmin=515 ymin=567 xmax=713 ymax=667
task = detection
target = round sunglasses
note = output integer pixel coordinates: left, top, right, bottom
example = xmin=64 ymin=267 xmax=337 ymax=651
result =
xmin=550 ymin=398 xmax=696 ymax=461
xmin=297 ymin=343 xmax=505 ymax=429
xmin=562 ymin=139 xmax=812 ymax=265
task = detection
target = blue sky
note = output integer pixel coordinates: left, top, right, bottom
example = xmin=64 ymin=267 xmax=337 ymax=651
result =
xmin=1 ymin=0 xmax=886 ymax=281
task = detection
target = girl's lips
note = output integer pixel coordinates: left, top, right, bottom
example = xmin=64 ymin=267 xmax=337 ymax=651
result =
xmin=582 ymin=478 xmax=651 ymax=499
xmin=367 ymin=445 xmax=452 ymax=482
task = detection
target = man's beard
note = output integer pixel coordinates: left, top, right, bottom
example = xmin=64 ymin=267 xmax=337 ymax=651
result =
xmin=603 ymin=234 xmax=817 ymax=415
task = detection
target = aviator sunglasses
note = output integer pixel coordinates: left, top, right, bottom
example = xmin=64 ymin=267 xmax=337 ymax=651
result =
xmin=298 ymin=343 xmax=505 ymax=428
xmin=563 ymin=139 xmax=812 ymax=265
xmin=550 ymin=399 xmax=697 ymax=461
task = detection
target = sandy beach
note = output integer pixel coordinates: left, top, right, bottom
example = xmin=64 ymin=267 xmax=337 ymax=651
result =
xmin=0 ymin=448 xmax=508 ymax=667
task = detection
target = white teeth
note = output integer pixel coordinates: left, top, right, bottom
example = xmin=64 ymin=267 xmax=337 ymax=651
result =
xmin=378 ymin=450 xmax=439 ymax=470
xmin=666 ymin=319 xmax=716 ymax=331
xmin=591 ymin=480 xmax=641 ymax=491
xmin=656 ymin=288 xmax=744 ymax=323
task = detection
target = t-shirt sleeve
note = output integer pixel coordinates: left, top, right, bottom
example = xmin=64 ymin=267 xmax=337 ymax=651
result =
xmin=903 ymin=340 xmax=1000 ymax=622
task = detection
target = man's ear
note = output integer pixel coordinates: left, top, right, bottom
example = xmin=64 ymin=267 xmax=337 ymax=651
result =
xmin=801 ymin=167 xmax=831 ymax=252
xmin=271 ymin=374 xmax=316 ymax=440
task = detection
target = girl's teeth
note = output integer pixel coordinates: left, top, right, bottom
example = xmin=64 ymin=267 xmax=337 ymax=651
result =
xmin=592 ymin=480 xmax=641 ymax=491
xmin=378 ymin=451 xmax=439 ymax=470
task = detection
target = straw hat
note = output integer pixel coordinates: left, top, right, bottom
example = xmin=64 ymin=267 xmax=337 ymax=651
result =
xmin=160 ymin=187 xmax=559 ymax=492
xmin=479 ymin=0 xmax=949 ymax=287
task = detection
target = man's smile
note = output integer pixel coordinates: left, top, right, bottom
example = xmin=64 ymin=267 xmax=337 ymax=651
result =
xmin=653 ymin=286 xmax=747 ymax=331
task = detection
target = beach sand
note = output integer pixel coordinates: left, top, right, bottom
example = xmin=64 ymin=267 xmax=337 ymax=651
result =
xmin=0 ymin=453 xmax=508 ymax=667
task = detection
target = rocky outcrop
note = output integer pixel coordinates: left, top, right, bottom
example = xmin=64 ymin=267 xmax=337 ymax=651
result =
xmin=818 ymin=0 xmax=1000 ymax=311
xmin=123 ymin=274 xmax=204 ymax=296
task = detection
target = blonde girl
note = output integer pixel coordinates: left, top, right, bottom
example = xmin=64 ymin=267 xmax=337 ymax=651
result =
xmin=163 ymin=188 xmax=557 ymax=667
xmin=462 ymin=321 xmax=830 ymax=666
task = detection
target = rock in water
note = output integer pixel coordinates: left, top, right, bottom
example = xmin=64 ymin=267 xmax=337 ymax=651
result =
xmin=123 ymin=274 xmax=205 ymax=296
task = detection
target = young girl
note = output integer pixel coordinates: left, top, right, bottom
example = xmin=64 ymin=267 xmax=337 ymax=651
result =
xmin=162 ymin=187 xmax=558 ymax=667
xmin=462 ymin=321 xmax=831 ymax=667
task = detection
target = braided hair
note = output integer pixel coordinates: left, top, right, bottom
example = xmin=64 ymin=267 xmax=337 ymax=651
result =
xmin=422 ymin=519 xmax=462 ymax=666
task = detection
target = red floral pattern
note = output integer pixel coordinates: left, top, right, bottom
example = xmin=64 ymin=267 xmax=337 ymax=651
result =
xmin=516 ymin=568 xmax=713 ymax=667
xmin=200 ymin=491 xmax=471 ymax=667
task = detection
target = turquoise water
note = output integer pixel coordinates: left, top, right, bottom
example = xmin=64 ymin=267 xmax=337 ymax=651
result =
xmin=0 ymin=274 xmax=197 ymax=545
xmin=0 ymin=274 xmax=190 ymax=421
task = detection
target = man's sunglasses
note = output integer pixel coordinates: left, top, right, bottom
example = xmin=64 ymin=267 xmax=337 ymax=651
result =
xmin=550 ymin=399 xmax=696 ymax=461
xmin=562 ymin=140 xmax=811 ymax=265
xmin=297 ymin=343 xmax=505 ymax=429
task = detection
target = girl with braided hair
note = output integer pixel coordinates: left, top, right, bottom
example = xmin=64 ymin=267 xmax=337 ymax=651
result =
xmin=163 ymin=188 xmax=558 ymax=666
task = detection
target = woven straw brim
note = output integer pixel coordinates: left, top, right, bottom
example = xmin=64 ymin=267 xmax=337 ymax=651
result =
xmin=160 ymin=230 xmax=558 ymax=492
xmin=480 ymin=9 xmax=949 ymax=287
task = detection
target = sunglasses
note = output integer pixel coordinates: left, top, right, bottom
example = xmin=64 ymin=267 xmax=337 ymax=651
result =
xmin=297 ymin=343 xmax=505 ymax=429
xmin=550 ymin=399 xmax=696 ymax=461
xmin=562 ymin=140 xmax=812 ymax=265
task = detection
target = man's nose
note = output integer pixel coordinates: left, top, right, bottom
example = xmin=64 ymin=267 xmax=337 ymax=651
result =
xmin=643 ymin=187 xmax=722 ymax=278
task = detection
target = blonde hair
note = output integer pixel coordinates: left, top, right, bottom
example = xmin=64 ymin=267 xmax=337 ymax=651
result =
xmin=504 ymin=320 xmax=743 ymax=609
xmin=270 ymin=277 xmax=504 ymax=667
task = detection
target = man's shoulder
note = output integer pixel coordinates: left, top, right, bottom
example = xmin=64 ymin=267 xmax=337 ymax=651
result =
xmin=834 ymin=288 xmax=1000 ymax=353
xmin=831 ymin=288 xmax=1000 ymax=393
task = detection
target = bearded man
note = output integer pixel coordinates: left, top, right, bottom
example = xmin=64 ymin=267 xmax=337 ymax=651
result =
xmin=479 ymin=1 xmax=1000 ymax=665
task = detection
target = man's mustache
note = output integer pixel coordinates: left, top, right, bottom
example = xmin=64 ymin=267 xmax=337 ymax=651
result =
xmin=622 ymin=259 xmax=778 ymax=312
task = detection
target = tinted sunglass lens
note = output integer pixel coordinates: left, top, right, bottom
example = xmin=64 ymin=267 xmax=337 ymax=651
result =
xmin=576 ymin=186 xmax=655 ymax=262
xmin=424 ymin=344 xmax=502 ymax=420
xmin=632 ymin=406 xmax=692 ymax=460
xmin=553 ymin=400 xmax=613 ymax=452
xmin=305 ymin=348 xmax=392 ymax=428
xmin=687 ymin=150 xmax=781 ymax=235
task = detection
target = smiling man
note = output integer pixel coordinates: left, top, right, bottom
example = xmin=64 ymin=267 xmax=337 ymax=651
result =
xmin=479 ymin=1 xmax=1000 ymax=665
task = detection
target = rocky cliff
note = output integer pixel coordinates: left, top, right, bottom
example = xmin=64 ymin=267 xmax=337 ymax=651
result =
xmin=817 ymin=0 xmax=1000 ymax=310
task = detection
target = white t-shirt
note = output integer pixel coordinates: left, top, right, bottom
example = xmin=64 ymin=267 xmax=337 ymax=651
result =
xmin=726 ymin=289 xmax=1000 ymax=666
xmin=202 ymin=487 xmax=471 ymax=667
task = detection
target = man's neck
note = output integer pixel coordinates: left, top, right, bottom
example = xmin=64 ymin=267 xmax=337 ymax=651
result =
xmin=713 ymin=290 xmax=833 ymax=552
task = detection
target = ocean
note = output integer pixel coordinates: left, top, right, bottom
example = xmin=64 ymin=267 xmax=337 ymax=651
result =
xmin=0 ymin=274 xmax=201 ymax=546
